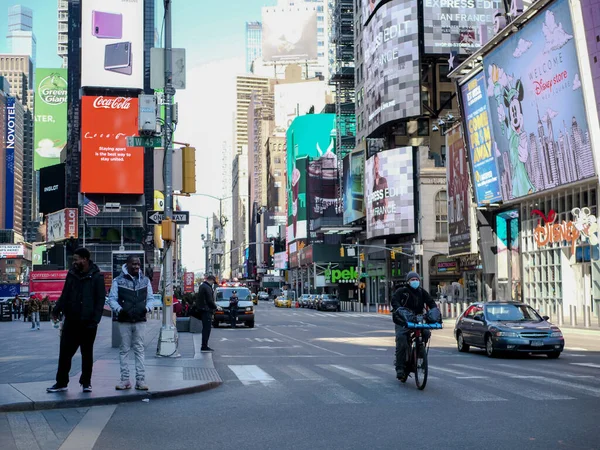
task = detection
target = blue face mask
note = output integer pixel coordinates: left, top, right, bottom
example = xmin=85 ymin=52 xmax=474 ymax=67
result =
xmin=409 ymin=280 xmax=420 ymax=289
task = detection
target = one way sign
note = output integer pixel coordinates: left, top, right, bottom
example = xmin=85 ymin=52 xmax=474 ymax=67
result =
xmin=146 ymin=210 xmax=190 ymax=225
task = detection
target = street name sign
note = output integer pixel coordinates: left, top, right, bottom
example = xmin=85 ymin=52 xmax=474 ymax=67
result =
xmin=126 ymin=136 xmax=163 ymax=147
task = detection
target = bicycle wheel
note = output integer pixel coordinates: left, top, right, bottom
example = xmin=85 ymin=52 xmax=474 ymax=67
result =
xmin=414 ymin=342 xmax=428 ymax=390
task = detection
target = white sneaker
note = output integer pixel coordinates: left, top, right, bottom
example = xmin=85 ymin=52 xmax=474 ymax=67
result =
xmin=115 ymin=380 xmax=132 ymax=390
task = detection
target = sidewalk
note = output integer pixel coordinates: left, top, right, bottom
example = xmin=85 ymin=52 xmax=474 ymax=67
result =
xmin=0 ymin=318 xmax=222 ymax=412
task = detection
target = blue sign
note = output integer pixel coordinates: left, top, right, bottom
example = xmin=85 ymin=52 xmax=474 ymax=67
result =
xmin=0 ymin=284 xmax=20 ymax=298
xmin=5 ymin=97 xmax=16 ymax=229
xmin=461 ymin=72 xmax=502 ymax=205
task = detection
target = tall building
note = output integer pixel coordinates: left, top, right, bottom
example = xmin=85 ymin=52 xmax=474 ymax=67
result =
xmin=7 ymin=5 xmax=36 ymax=73
xmin=231 ymin=152 xmax=249 ymax=278
xmin=245 ymin=22 xmax=262 ymax=73
xmin=57 ymin=0 xmax=68 ymax=68
xmin=235 ymin=75 xmax=271 ymax=156
xmin=0 ymin=55 xmax=35 ymax=242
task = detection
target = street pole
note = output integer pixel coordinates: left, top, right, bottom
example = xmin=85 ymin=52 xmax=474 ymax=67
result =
xmin=357 ymin=243 xmax=362 ymax=308
xmin=157 ymin=0 xmax=178 ymax=357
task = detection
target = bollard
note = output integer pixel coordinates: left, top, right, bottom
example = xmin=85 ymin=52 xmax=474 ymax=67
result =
xmin=557 ymin=304 xmax=564 ymax=326
xmin=570 ymin=305 xmax=577 ymax=326
xmin=450 ymin=303 xmax=456 ymax=318
xmin=584 ymin=306 xmax=592 ymax=328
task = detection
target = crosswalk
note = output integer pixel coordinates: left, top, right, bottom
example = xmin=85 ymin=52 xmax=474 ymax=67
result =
xmin=221 ymin=361 xmax=600 ymax=404
xmin=262 ymin=310 xmax=388 ymax=319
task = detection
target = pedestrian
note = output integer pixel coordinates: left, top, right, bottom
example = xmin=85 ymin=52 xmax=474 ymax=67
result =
xmin=229 ymin=290 xmax=239 ymax=328
xmin=12 ymin=295 xmax=21 ymax=320
xmin=191 ymin=275 xmax=217 ymax=352
xmin=47 ymin=248 xmax=106 ymax=393
xmin=29 ymin=294 xmax=41 ymax=330
xmin=107 ymin=255 xmax=153 ymax=391
xmin=22 ymin=299 xmax=29 ymax=323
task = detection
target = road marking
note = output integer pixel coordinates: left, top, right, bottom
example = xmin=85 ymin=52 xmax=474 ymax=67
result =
xmin=319 ymin=385 xmax=366 ymax=404
xmin=565 ymin=347 xmax=589 ymax=351
xmin=263 ymin=326 xmax=345 ymax=356
xmin=250 ymin=345 xmax=303 ymax=349
xmin=428 ymin=365 xmax=475 ymax=377
xmin=59 ymin=405 xmax=117 ymax=450
xmin=368 ymin=347 xmax=387 ymax=351
xmin=8 ymin=413 xmax=41 ymax=450
xmin=320 ymin=364 xmax=381 ymax=380
xmin=498 ymin=363 xmax=599 ymax=380
xmin=228 ymin=365 xmax=276 ymax=385
xmin=278 ymin=365 xmax=325 ymax=380
xmin=571 ymin=363 xmax=600 ymax=369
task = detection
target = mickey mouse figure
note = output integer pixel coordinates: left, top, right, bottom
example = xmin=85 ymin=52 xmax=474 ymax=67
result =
xmin=497 ymin=78 xmax=535 ymax=198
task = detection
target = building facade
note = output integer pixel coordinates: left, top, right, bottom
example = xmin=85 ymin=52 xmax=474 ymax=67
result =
xmin=7 ymin=5 xmax=36 ymax=72
xmin=231 ymin=152 xmax=249 ymax=278
xmin=57 ymin=0 xmax=68 ymax=68
xmin=245 ymin=21 xmax=262 ymax=73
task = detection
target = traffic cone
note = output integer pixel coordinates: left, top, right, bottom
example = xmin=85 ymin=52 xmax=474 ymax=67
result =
xmin=377 ymin=305 xmax=382 ymax=314
xmin=385 ymin=305 xmax=390 ymax=315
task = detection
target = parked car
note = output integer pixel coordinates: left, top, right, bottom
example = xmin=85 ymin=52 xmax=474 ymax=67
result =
xmin=300 ymin=294 xmax=312 ymax=308
xmin=454 ymin=301 xmax=564 ymax=358
xmin=258 ymin=291 xmax=270 ymax=301
xmin=213 ymin=287 xmax=255 ymax=328
xmin=317 ymin=294 xmax=340 ymax=311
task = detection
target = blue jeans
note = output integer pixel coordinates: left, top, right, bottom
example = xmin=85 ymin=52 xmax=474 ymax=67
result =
xmin=394 ymin=325 xmax=430 ymax=375
xmin=31 ymin=311 xmax=40 ymax=329
xmin=118 ymin=322 xmax=146 ymax=382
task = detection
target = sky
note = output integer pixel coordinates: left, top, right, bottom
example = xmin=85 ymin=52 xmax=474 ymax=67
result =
xmin=0 ymin=0 xmax=276 ymax=274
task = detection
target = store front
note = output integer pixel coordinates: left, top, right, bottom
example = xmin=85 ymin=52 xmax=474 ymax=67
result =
xmin=429 ymin=255 xmax=462 ymax=302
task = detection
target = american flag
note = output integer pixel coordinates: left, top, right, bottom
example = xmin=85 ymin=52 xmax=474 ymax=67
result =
xmin=83 ymin=196 xmax=100 ymax=216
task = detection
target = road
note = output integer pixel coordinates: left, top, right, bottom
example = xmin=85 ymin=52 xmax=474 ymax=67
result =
xmin=2 ymin=302 xmax=600 ymax=450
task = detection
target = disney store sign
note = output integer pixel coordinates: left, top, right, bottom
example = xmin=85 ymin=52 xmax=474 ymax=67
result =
xmin=532 ymin=208 xmax=599 ymax=257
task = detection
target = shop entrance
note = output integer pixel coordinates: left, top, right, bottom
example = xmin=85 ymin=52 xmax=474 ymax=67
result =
xmin=574 ymin=262 xmax=591 ymax=313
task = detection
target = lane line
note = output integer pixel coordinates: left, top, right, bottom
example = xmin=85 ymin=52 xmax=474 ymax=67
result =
xmin=228 ymin=365 xmax=276 ymax=385
xmin=571 ymin=363 xmax=600 ymax=369
xmin=279 ymin=365 xmax=325 ymax=381
xmin=319 ymin=364 xmax=381 ymax=380
xmin=262 ymin=326 xmax=345 ymax=356
xmin=59 ymin=405 xmax=117 ymax=450
xmin=498 ymin=363 xmax=600 ymax=381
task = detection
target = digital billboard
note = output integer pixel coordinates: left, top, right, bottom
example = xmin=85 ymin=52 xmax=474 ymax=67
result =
xmin=81 ymin=0 xmax=144 ymax=89
xmin=4 ymin=97 xmax=16 ymax=229
xmin=34 ymin=69 xmax=67 ymax=170
xmin=343 ymin=150 xmax=366 ymax=225
xmin=39 ymin=163 xmax=66 ymax=215
xmin=460 ymin=71 xmax=502 ymax=205
xmin=483 ymin=0 xmax=595 ymax=201
xmin=365 ymin=147 xmax=415 ymax=239
xmin=422 ymin=0 xmax=504 ymax=54
xmin=286 ymin=114 xmax=336 ymax=243
xmin=262 ymin=6 xmax=318 ymax=62
xmin=46 ymin=208 xmax=79 ymax=242
xmin=307 ymin=146 xmax=340 ymax=244
xmin=363 ymin=0 xmax=421 ymax=136
xmin=446 ymin=125 xmax=472 ymax=255
xmin=581 ymin=0 xmax=600 ymax=115
xmin=362 ymin=0 xmax=385 ymax=24
xmin=80 ymin=96 xmax=143 ymax=194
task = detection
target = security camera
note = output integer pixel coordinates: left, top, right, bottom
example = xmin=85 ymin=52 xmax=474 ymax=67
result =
xmin=432 ymin=125 xmax=439 ymax=132
xmin=438 ymin=119 xmax=445 ymax=126
xmin=446 ymin=113 xmax=454 ymax=121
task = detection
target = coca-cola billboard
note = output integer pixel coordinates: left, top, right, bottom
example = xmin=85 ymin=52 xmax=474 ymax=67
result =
xmin=80 ymin=96 xmax=143 ymax=194
xmin=81 ymin=0 xmax=144 ymax=89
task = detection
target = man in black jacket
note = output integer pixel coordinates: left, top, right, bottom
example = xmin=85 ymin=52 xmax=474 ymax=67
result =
xmin=391 ymin=271 xmax=438 ymax=382
xmin=192 ymin=275 xmax=217 ymax=352
xmin=47 ymin=248 xmax=106 ymax=393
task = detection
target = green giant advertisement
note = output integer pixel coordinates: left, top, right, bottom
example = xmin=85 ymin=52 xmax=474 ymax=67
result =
xmin=34 ymin=68 xmax=68 ymax=170
xmin=286 ymin=114 xmax=336 ymax=243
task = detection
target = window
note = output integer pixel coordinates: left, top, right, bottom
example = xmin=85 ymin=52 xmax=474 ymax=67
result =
xmin=274 ymin=157 xmax=281 ymax=164
xmin=422 ymin=90 xmax=430 ymax=107
xmin=317 ymin=27 xmax=324 ymax=33
xmin=274 ymin=170 xmax=282 ymax=177
xmin=318 ymin=41 xmax=324 ymax=47
xmin=274 ymin=181 xmax=282 ymax=188
xmin=417 ymin=119 xmax=429 ymax=136
xmin=435 ymin=191 xmax=448 ymax=240
xmin=440 ymin=91 xmax=453 ymax=109
xmin=439 ymin=64 xmax=451 ymax=82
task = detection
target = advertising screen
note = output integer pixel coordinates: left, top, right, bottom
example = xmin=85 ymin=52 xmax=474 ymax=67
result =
xmin=46 ymin=208 xmax=79 ymax=242
xmin=286 ymin=114 xmax=337 ymax=243
xmin=422 ymin=0 xmax=504 ymax=54
xmin=365 ymin=147 xmax=415 ymax=239
xmin=34 ymin=69 xmax=67 ymax=170
xmin=39 ymin=163 xmax=66 ymax=215
xmin=362 ymin=0 xmax=385 ymax=24
xmin=81 ymin=0 xmax=144 ymax=89
xmin=460 ymin=71 xmax=502 ymax=205
xmin=183 ymin=272 xmax=195 ymax=294
xmin=363 ymin=0 xmax=421 ymax=136
xmin=343 ymin=150 xmax=366 ymax=225
xmin=446 ymin=125 xmax=472 ymax=255
xmin=80 ymin=96 xmax=143 ymax=194
xmin=483 ymin=0 xmax=595 ymax=201
xmin=262 ymin=7 xmax=318 ymax=62
xmin=581 ymin=0 xmax=600 ymax=115
xmin=5 ymin=97 xmax=16 ymax=229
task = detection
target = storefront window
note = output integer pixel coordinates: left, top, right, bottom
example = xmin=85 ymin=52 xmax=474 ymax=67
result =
xmin=435 ymin=191 xmax=448 ymax=240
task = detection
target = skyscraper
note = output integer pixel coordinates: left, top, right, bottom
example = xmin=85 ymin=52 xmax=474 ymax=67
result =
xmin=57 ymin=0 xmax=68 ymax=68
xmin=246 ymin=22 xmax=262 ymax=73
xmin=7 ymin=6 xmax=37 ymax=74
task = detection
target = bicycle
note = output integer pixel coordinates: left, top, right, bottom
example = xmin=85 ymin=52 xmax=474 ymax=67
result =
xmin=404 ymin=314 xmax=443 ymax=390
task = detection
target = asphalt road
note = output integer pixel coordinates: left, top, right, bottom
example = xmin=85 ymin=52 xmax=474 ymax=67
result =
xmin=3 ymin=302 xmax=600 ymax=450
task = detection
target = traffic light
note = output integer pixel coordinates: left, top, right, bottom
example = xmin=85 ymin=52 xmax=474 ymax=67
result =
xmin=360 ymin=252 xmax=365 ymax=262
xmin=182 ymin=146 xmax=196 ymax=193
xmin=340 ymin=246 xmax=345 ymax=257
xmin=390 ymin=250 xmax=395 ymax=260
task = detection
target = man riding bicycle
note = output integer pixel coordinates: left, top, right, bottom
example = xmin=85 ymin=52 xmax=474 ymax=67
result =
xmin=391 ymin=271 xmax=439 ymax=382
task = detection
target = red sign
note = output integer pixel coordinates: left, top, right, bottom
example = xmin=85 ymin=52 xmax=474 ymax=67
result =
xmin=80 ymin=96 xmax=143 ymax=194
xmin=183 ymin=272 xmax=195 ymax=293
xmin=29 ymin=270 xmax=69 ymax=301
xmin=30 ymin=270 xmax=69 ymax=280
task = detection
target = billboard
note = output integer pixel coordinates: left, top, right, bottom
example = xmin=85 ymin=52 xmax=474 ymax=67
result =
xmin=5 ymin=97 xmax=16 ymax=229
xmin=80 ymin=96 xmax=143 ymax=194
xmin=362 ymin=0 xmax=385 ymax=24
xmin=262 ymin=7 xmax=317 ymax=62
xmin=46 ymin=208 xmax=79 ymax=242
xmin=286 ymin=114 xmax=336 ymax=243
xmin=343 ymin=150 xmax=366 ymax=225
xmin=460 ymin=71 xmax=502 ymax=205
xmin=581 ymin=0 xmax=600 ymax=115
xmin=0 ymin=244 xmax=25 ymax=259
xmin=483 ymin=0 xmax=595 ymax=201
xmin=81 ymin=0 xmax=144 ymax=89
xmin=422 ymin=0 xmax=504 ymax=54
xmin=365 ymin=147 xmax=415 ymax=239
xmin=34 ymin=69 xmax=67 ymax=170
xmin=183 ymin=272 xmax=194 ymax=294
xmin=274 ymin=80 xmax=327 ymax=129
xmin=39 ymin=163 xmax=66 ymax=215
xmin=363 ymin=0 xmax=421 ymax=136
xmin=446 ymin=125 xmax=472 ymax=256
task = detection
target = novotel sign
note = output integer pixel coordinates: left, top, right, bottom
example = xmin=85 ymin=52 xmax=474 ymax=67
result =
xmin=5 ymin=97 xmax=16 ymax=229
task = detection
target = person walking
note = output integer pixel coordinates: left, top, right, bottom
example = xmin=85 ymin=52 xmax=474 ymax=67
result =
xmin=12 ymin=295 xmax=21 ymax=321
xmin=191 ymin=275 xmax=217 ymax=352
xmin=229 ymin=290 xmax=239 ymax=329
xmin=29 ymin=294 xmax=42 ymax=330
xmin=107 ymin=255 xmax=154 ymax=391
xmin=47 ymin=248 xmax=106 ymax=393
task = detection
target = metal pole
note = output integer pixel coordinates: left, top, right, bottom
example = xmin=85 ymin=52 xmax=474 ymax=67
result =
xmin=157 ymin=0 xmax=177 ymax=357
xmin=412 ymin=238 xmax=417 ymax=272
xmin=357 ymin=243 xmax=362 ymax=309
xmin=205 ymin=217 xmax=209 ymax=275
